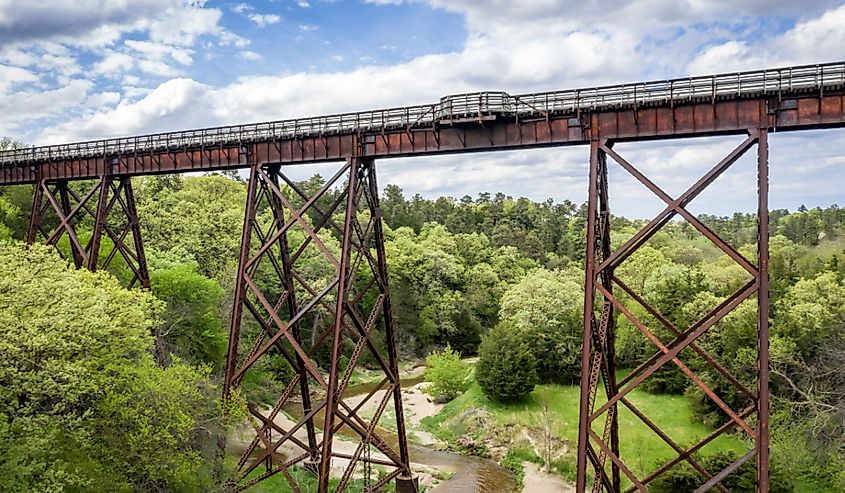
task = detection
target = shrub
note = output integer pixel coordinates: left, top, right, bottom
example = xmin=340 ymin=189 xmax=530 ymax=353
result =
xmin=423 ymin=345 xmax=470 ymax=401
xmin=650 ymin=451 xmax=794 ymax=493
xmin=640 ymin=364 xmax=692 ymax=395
xmin=476 ymin=324 xmax=538 ymax=402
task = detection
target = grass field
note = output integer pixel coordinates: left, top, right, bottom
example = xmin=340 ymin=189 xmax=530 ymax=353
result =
xmin=233 ymin=365 xmax=840 ymax=492
xmin=421 ymin=380 xmax=750 ymax=486
xmin=420 ymin=377 xmax=843 ymax=492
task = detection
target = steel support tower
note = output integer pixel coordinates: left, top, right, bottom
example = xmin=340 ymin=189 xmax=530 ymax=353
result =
xmin=5 ymin=61 xmax=845 ymax=492
xmin=222 ymin=157 xmax=417 ymax=492
xmin=575 ymin=130 xmax=770 ymax=492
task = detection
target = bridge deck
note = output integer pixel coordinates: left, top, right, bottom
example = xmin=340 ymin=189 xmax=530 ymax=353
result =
xmin=2 ymin=62 xmax=845 ymax=184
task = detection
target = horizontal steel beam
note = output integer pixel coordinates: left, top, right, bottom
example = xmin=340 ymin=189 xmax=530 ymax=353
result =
xmin=2 ymin=91 xmax=844 ymax=185
xmin=3 ymin=60 xmax=845 ymax=167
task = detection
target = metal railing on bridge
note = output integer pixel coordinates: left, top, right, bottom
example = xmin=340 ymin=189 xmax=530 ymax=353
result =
xmin=2 ymin=61 xmax=844 ymax=165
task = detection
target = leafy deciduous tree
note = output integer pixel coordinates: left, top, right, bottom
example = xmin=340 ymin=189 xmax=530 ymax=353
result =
xmin=423 ymin=345 xmax=470 ymax=401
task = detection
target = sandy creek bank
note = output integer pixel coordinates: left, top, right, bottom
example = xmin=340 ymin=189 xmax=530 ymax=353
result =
xmin=230 ymin=366 xmax=575 ymax=492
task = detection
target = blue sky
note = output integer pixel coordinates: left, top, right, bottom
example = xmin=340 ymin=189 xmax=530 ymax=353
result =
xmin=2 ymin=0 xmax=845 ymax=217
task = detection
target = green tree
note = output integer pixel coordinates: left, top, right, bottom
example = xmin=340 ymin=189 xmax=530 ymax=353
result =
xmin=386 ymin=224 xmax=469 ymax=350
xmin=94 ymin=360 xmax=220 ymax=491
xmin=135 ymin=175 xmax=246 ymax=280
xmin=382 ymin=184 xmax=415 ymax=230
xmin=149 ymin=254 xmax=227 ymax=369
xmin=498 ymin=269 xmax=583 ymax=384
xmin=463 ymin=262 xmax=503 ymax=330
xmin=779 ymin=207 xmax=822 ymax=246
xmin=775 ymin=271 xmax=845 ymax=353
xmin=476 ymin=324 xmax=538 ymax=402
xmin=645 ymin=264 xmax=713 ymax=330
xmin=615 ymin=245 xmax=668 ymax=294
xmin=0 ymin=241 xmax=223 ymax=492
xmin=769 ymin=234 xmax=802 ymax=298
xmin=0 ymin=139 xmax=32 ymax=240
xmin=423 ymin=345 xmax=470 ymax=401
xmin=0 ymin=194 xmax=17 ymax=240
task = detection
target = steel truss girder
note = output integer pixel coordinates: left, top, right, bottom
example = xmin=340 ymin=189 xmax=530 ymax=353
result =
xmin=223 ymin=157 xmax=416 ymax=493
xmin=576 ymin=130 xmax=770 ymax=492
xmin=3 ymin=85 xmax=845 ymax=186
xmin=27 ymin=176 xmax=150 ymax=289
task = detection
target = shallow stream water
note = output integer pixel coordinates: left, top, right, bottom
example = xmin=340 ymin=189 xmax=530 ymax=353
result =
xmin=280 ymin=375 xmax=517 ymax=493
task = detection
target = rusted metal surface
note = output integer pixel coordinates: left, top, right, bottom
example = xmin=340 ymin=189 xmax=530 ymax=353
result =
xmin=222 ymin=157 xmax=416 ymax=492
xmin=756 ymin=129 xmax=771 ymax=492
xmin=7 ymin=64 xmax=807 ymax=492
xmin=26 ymin=176 xmax=149 ymax=289
xmin=576 ymin=129 xmax=770 ymax=492
xmin=2 ymin=62 xmax=845 ymax=185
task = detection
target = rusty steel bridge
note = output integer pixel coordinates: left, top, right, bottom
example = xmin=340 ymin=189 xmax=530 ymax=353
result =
xmin=4 ymin=61 xmax=845 ymax=493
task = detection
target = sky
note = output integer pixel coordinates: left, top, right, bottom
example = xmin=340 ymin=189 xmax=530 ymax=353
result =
xmin=2 ymin=0 xmax=845 ymax=218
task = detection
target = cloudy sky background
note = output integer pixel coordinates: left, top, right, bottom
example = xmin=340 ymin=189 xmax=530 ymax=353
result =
xmin=2 ymin=0 xmax=845 ymax=217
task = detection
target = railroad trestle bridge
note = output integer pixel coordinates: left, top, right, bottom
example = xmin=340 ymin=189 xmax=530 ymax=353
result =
xmin=4 ymin=62 xmax=845 ymax=493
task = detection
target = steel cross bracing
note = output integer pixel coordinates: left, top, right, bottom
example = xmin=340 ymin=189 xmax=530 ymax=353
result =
xmin=2 ymin=61 xmax=845 ymax=185
xmin=26 ymin=176 xmax=150 ymax=289
xmin=576 ymin=130 xmax=770 ymax=493
xmin=6 ymin=61 xmax=845 ymax=493
xmin=223 ymin=157 xmax=417 ymax=493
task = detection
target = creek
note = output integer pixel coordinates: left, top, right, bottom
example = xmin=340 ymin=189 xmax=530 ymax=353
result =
xmin=278 ymin=375 xmax=518 ymax=492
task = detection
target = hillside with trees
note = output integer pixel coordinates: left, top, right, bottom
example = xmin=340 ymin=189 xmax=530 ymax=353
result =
xmin=0 ymin=173 xmax=843 ymax=492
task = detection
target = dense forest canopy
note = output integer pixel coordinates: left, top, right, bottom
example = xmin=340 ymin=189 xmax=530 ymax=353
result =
xmin=0 ymin=172 xmax=843 ymax=491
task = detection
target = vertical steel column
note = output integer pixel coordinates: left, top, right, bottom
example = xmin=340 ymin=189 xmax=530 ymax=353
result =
xmin=597 ymin=145 xmax=621 ymax=492
xmin=87 ymin=176 xmax=110 ymax=271
xmin=27 ymin=181 xmax=44 ymax=244
xmin=365 ymin=158 xmax=418 ymax=491
xmin=318 ymin=158 xmax=358 ymax=493
xmin=218 ymin=163 xmax=261 ymax=486
xmin=756 ymin=129 xmax=770 ymax=493
xmin=57 ymin=180 xmax=84 ymax=268
xmin=224 ymin=163 xmax=260 ymax=400
xmin=122 ymin=178 xmax=150 ymax=289
xmin=576 ymin=139 xmax=601 ymax=492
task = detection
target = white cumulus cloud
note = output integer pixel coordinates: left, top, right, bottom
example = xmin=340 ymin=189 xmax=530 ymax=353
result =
xmin=248 ymin=13 xmax=282 ymax=27
xmin=6 ymin=0 xmax=845 ymax=216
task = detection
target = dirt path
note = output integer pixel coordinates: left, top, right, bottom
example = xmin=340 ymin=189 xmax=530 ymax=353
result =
xmin=229 ymin=364 xmax=574 ymax=492
xmin=403 ymin=382 xmax=443 ymax=445
xmin=522 ymin=461 xmax=576 ymax=493
xmin=229 ymin=367 xmax=449 ymax=489
xmin=345 ymin=380 xmax=443 ymax=446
